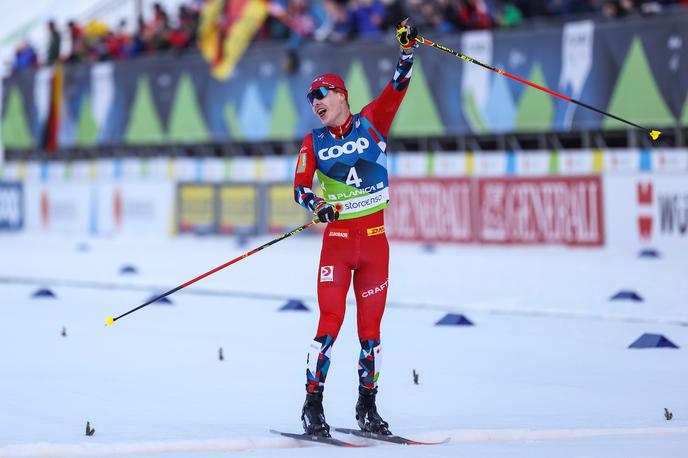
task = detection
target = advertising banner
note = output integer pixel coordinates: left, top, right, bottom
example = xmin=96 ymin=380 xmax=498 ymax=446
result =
xmin=3 ymin=16 xmax=686 ymax=150
xmin=606 ymin=175 xmax=688 ymax=250
xmin=476 ymin=176 xmax=604 ymax=245
xmin=387 ymin=178 xmax=474 ymax=243
xmin=267 ymin=183 xmax=309 ymax=232
xmin=177 ymin=183 xmax=216 ymax=234
xmin=218 ymin=184 xmax=259 ymax=234
xmin=97 ymin=182 xmax=174 ymax=236
xmin=23 ymin=182 xmax=92 ymax=235
xmin=0 ymin=182 xmax=23 ymax=231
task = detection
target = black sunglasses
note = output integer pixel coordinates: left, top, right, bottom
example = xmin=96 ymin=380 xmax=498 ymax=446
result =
xmin=307 ymin=86 xmax=345 ymax=105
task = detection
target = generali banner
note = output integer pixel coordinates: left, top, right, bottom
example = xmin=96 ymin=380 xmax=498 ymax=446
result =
xmin=476 ymin=176 xmax=604 ymax=246
xmin=387 ymin=176 xmax=605 ymax=246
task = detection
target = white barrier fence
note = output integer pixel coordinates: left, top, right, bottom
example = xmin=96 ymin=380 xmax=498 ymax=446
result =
xmin=0 ymin=149 xmax=686 ymax=250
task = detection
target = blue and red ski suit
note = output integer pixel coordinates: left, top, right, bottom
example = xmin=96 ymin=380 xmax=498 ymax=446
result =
xmin=294 ymin=51 xmax=414 ymax=394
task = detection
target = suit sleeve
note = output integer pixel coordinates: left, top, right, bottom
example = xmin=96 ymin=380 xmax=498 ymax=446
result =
xmin=293 ymin=133 xmax=325 ymax=212
xmin=360 ymin=51 xmax=414 ymax=137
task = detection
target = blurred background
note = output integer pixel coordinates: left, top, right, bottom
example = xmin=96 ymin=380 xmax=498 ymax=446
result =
xmin=1 ymin=2 xmax=687 ymax=456
xmin=0 ymin=0 xmax=686 ymax=245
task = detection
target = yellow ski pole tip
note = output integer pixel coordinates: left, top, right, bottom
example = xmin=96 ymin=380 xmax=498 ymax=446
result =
xmin=105 ymin=317 xmax=115 ymax=326
xmin=650 ymin=130 xmax=661 ymax=141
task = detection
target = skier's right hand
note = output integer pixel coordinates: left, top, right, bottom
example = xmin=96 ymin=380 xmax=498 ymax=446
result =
xmin=314 ymin=201 xmax=339 ymax=223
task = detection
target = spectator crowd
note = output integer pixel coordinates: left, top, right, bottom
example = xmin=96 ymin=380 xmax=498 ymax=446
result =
xmin=12 ymin=0 xmax=688 ymax=72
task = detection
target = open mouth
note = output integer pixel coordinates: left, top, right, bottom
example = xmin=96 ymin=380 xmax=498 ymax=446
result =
xmin=317 ymin=107 xmax=327 ymax=117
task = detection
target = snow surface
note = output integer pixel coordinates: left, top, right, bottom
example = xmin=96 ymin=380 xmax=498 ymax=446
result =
xmin=1 ymin=232 xmax=687 ymax=457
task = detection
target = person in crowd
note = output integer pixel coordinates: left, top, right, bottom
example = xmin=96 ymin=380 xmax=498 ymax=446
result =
xmin=46 ymin=21 xmax=61 ymax=65
xmin=349 ymin=0 xmax=386 ymax=38
xmin=14 ymin=40 xmax=38 ymax=70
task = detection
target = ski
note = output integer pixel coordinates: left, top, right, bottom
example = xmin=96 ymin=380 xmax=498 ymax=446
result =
xmin=269 ymin=429 xmax=367 ymax=447
xmin=333 ymin=427 xmax=450 ymax=445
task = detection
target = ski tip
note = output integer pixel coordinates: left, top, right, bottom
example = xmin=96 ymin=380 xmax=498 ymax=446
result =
xmin=105 ymin=317 xmax=115 ymax=327
xmin=650 ymin=130 xmax=661 ymax=141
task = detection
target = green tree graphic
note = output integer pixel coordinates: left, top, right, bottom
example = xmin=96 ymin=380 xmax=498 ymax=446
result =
xmin=391 ymin=58 xmax=444 ymax=137
xmin=225 ymin=102 xmax=244 ymax=140
xmin=346 ymin=60 xmax=373 ymax=114
xmin=76 ymin=93 xmax=98 ymax=146
xmin=604 ymin=37 xmax=674 ymax=129
xmin=515 ymin=63 xmax=554 ymax=132
xmin=268 ymin=80 xmax=297 ymax=140
xmin=1 ymin=86 xmax=34 ymax=148
xmin=168 ymin=74 xmax=210 ymax=143
xmin=124 ymin=76 xmax=165 ymax=144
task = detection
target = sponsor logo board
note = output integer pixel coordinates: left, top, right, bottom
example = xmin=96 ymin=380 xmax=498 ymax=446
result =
xmin=0 ymin=183 xmax=23 ymax=231
xmin=178 ymin=184 xmax=216 ymax=234
xmin=477 ymin=176 xmax=604 ymax=245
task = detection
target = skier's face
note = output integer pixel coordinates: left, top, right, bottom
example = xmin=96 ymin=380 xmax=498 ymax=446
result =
xmin=310 ymin=88 xmax=349 ymax=127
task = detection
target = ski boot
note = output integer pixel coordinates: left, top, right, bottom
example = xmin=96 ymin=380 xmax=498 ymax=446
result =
xmin=355 ymin=388 xmax=391 ymax=435
xmin=301 ymin=392 xmax=331 ymax=437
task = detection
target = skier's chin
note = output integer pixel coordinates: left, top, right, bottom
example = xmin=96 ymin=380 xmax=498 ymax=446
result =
xmin=319 ymin=113 xmax=331 ymax=126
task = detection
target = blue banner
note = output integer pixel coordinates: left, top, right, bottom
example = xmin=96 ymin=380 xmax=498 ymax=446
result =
xmin=0 ymin=182 xmax=24 ymax=231
xmin=2 ymin=16 xmax=687 ymax=150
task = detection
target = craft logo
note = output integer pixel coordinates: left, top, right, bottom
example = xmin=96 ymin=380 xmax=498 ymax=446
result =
xmin=367 ymin=225 xmax=385 ymax=236
xmin=320 ymin=265 xmax=334 ymax=282
xmin=637 ymin=181 xmax=653 ymax=240
xmin=362 ymin=279 xmax=388 ymax=298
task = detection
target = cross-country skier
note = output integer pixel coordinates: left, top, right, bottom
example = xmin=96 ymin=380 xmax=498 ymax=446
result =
xmin=293 ymin=19 xmax=418 ymax=438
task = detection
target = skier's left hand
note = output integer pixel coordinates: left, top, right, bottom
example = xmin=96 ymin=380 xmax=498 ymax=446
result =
xmin=396 ymin=18 xmax=418 ymax=52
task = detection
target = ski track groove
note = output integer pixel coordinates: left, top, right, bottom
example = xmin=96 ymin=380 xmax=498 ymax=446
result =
xmin=1 ymin=275 xmax=686 ymax=327
xmin=1 ymin=427 xmax=687 ymax=457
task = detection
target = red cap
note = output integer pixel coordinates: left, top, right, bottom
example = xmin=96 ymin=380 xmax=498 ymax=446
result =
xmin=308 ymin=73 xmax=348 ymax=95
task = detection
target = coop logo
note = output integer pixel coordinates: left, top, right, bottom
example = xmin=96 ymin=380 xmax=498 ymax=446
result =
xmin=0 ymin=183 xmax=23 ymax=230
xmin=362 ymin=279 xmax=388 ymax=298
xmin=318 ymin=138 xmax=370 ymax=161
xmin=320 ymin=265 xmax=334 ymax=282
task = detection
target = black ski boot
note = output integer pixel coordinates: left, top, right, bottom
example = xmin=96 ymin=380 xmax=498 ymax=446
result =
xmin=301 ymin=392 xmax=331 ymax=437
xmin=355 ymin=388 xmax=391 ymax=435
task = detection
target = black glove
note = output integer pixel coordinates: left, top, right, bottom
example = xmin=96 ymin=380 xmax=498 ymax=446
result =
xmin=396 ymin=18 xmax=418 ymax=51
xmin=314 ymin=201 xmax=339 ymax=223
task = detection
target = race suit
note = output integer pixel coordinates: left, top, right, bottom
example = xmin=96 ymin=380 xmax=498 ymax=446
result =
xmin=294 ymin=52 xmax=413 ymax=394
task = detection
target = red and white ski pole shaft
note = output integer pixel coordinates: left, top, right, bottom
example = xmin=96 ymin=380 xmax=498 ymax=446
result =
xmin=106 ymin=218 xmax=319 ymax=326
xmin=416 ymin=35 xmax=662 ymax=141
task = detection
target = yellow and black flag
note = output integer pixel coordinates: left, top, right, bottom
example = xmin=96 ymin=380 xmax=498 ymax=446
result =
xmin=198 ymin=0 xmax=269 ymax=80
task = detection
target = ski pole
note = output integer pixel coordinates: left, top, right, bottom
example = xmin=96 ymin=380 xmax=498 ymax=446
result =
xmin=106 ymin=218 xmax=319 ymax=326
xmin=416 ymin=35 xmax=662 ymax=141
